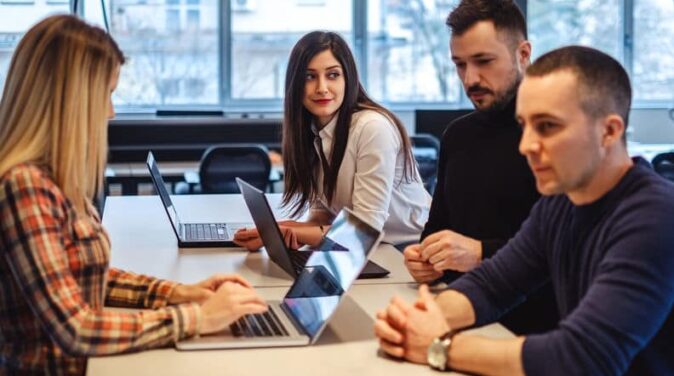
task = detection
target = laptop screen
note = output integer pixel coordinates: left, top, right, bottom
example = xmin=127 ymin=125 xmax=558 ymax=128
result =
xmin=146 ymin=152 xmax=181 ymax=227
xmin=282 ymin=209 xmax=381 ymax=340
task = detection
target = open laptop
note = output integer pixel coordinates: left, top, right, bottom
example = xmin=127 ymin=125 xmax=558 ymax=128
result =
xmin=236 ymin=177 xmax=390 ymax=279
xmin=146 ymin=151 xmax=251 ymax=247
xmin=176 ymin=207 xmax=383 ymax=350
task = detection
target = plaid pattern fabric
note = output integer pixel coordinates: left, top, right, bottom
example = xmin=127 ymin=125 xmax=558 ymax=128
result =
xmin=0 ymin=164 xmax=201 ymax=375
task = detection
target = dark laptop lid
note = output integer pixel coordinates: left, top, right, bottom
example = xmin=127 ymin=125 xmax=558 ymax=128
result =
xmin=236 ymin=177 xmax=296 ymax=275
xmin=147 ymin=152 xmax=182 ymax=233
xmin=282 ymin=208 xmax=382 ymax=342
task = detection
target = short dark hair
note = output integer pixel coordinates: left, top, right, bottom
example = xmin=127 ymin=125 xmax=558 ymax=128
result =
xmin=446 ymin=0 xmax=527 ymax=44
xmin=526 ymin=46 xmax=632 ymax=136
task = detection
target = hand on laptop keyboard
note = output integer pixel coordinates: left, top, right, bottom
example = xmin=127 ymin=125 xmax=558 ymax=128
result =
xmin=198 ymin=278 xmax=268 ymax=335
xmin=233 ymin=221 xmax=324 ymax=251
xmin=232 ymin=226 xmax=265 ymax=251
xmin=169 ymin=274 xmax=255 ymax=305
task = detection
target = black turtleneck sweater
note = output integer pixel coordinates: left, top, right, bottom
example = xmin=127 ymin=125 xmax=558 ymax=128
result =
xmin=422 ymin=98 xmax=557 ymax=334
xmin=422 ymin=98 xmax=538 ymax=254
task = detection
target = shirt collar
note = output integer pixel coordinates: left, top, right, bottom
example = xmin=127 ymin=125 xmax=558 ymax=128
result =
xmin=311 ymin=113 xmax=339 ymax=140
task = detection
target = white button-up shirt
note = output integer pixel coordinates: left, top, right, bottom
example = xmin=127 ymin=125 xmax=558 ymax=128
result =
xmin=310 ymin=109 xmax=431 ymax=244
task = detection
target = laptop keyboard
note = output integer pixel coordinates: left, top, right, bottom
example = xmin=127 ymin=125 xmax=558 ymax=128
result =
xmin=230 ymin=306 xmax=290 ymax=338
xmin=290 ymin=251 xmax=312 ymax=274
xmin=186 ymin=223 xmax=229 ymax=240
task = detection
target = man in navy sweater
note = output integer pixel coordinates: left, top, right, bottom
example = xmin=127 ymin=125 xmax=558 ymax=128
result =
xmin=375 ymin=46 xmax=674 ymax=375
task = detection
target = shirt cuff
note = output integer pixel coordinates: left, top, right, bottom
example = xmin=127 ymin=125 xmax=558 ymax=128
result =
xmin=522 ymin=333 xmax=554 ymax=375
xmin=447 ymin=280 xmax=496 ymax=327
xmin=169 ymin=302 xmax=203 ymax=343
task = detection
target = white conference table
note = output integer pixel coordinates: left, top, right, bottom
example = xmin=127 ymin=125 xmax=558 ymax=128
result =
xmin=87 ymin=284 xmax=513 ymax=376
xmin=102 ymin=194 xmax=414 ymax=287
xmin=90 ymin=194 xmax=514 ymax=375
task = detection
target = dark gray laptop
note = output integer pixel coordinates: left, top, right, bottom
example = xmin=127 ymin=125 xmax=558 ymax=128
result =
xmin=176 ymin=207 xmax=383 ymax=350
xmin=146 ymin=151 xmax=251 ymax=247
xmin=236 ymin=177 xmax=390 ymax=279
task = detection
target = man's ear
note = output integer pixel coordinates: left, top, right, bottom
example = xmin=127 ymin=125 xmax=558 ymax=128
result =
xmin=601 ymin=114 xmax=626 ymax=147
xmin=517 ymin=40 xmax=532 ymax=69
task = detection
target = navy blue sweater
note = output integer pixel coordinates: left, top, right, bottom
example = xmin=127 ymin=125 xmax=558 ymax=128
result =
xmin=450 ymin=158 xmax=674 ymax=375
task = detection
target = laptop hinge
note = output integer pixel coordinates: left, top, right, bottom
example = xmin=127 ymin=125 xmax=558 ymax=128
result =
xmin=279 ymin=301 xmax=309 ymax=337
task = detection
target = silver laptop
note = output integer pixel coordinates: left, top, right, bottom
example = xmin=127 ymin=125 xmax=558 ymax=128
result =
xmin=176 ymin=207 xmax=383 ymax=350
xmin=146 ymin=151 xmax=251 ymax=247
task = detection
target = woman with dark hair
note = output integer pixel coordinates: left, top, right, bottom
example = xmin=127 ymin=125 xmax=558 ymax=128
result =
xmin=235 ymin=31 xmax=430 ymax=250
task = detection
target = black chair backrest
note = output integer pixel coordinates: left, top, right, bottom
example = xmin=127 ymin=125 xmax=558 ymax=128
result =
xmin=199 ymin=144 xmax=271 ymax=193
xmin=410 ymin=133 xmax=441 ymax=194
xmin=415 ymin=109 xmax=472 ymax=141
xmin=652 ymin=152 xmax=674 ymax=182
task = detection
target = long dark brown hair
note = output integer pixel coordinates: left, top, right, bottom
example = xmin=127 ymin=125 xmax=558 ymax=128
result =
xmin=281 ymin=31 xmax=416 ymax=217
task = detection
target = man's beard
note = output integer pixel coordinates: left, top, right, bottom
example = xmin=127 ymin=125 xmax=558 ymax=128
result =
xmin=468 ymin=69 xmax=522 ymax=113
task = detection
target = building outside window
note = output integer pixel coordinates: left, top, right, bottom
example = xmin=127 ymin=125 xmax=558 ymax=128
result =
xmin=109 ymin=0 xmax=219 ymax=106
xmin=0 ymin=0 xmax=69 ymax=92
xmin=230 ymin=0 xmax=352 ymax=100
xmin=368 ymin=0 xmax=461 ymax=104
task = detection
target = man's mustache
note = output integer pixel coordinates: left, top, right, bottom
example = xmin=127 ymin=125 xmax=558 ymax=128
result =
xmin=467 ymin=85 xmax=493 ymax=95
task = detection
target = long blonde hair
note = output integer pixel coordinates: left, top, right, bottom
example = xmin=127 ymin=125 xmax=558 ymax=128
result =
xmin=0 ymin=14 xmax=125 ymax=214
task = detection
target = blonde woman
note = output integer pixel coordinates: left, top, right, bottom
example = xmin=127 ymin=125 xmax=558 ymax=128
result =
xmin=0 ymin=15 xmax=267 ymax=374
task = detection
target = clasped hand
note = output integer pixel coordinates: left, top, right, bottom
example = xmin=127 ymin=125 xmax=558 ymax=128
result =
xmin=403 ymin=230 xmax=482 ymax=283
xmin=374 ymin=284 xmax=450 ymax=364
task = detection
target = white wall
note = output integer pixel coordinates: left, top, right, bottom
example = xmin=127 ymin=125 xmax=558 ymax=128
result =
xmin=629 ymin=108 xmax=674 ymax=144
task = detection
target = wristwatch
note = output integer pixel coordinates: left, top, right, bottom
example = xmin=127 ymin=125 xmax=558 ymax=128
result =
xmin=427 ymin=330 xmax=455 ymax=371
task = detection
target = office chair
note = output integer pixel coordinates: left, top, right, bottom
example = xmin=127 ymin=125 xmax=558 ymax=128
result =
xmin=177 ymin=144 xmax=271 ymax=194
xmin=652 ymin=152 xmax=674 ymax=182
xmin=410 ymin=133 xmax=441 ymax=194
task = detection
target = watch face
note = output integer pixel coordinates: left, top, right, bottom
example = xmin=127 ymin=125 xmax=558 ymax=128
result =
xmin=428 ymin=339 xmax=448 ymax=370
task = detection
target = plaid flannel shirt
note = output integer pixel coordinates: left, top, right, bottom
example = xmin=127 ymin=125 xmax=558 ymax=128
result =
xmin=0 ymin=164 xmax=201 ymax=375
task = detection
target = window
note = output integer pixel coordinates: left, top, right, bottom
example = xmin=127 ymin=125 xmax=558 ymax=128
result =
xmin=528 ymin=0 xmax=674 ymax=104
xmin=230 ymin=0 xmax=352 ymax=99
xmin=633 ymin=0 xmax=674 ymax=102
xmin=0 ymin=34 xmax=20 ymax=91
xmin=528 ymin=0 xmax=623 ymax=60
xmin=231 ymin=0 xmax=254 ymax=12
xmin=186 ymin=9 xmax=200 ymax=31
xmin=0 ymin=1 xmax=70 ymax=92
xmin=107 ymin=0 xmax=219 ymax=106
xmin=296 ymin=0 xmax=325 ymax=6
xmin=166 ymin=9 xmax=180 ymax=32
xmin=1 ymin=0 xmax=35 ymax=4
xmin=1 ymin=1 xmax=673 ymax=110
xmin=367 ymin=0 xmax=461 ymax=103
